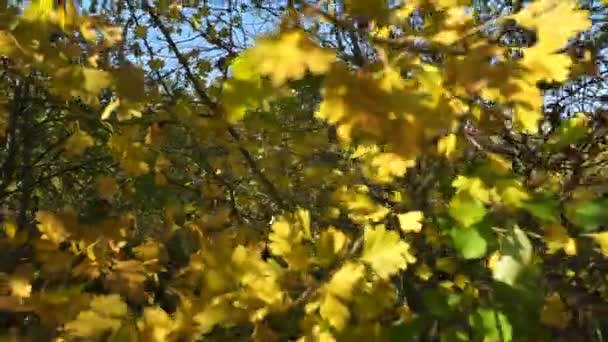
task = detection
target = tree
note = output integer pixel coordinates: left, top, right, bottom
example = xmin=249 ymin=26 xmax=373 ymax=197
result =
xmin=1 ymin=0 xmax=608 ymax=340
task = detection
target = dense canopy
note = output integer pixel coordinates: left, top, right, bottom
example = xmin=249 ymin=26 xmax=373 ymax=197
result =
xmin=2 ymin=0 xmax=608 ymax=340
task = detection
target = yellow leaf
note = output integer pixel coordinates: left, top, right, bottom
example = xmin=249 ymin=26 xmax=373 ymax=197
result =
xmin=101 ymin=99 xmax=120 ymax=120
xmin=89 ymin=294 xmax=128 ymax=318
xmin=326 ymin=262 xmax=364 ymax=301
xmin=269 ymin=212 xmax=313 ymax=270
xmin=432 ymin=7 xmax=472 ymax=45
xmin=361 ymin=225 xmax=416 ymax=279
xmin=149 ymin=58 xmax=165 ymax=71
xmin=315 ymin=64 xmax=449 ymax=161
xmin=114 ymin=64 xmax=146 ymax=102
xmin=345 ymin=0 xmax=389 ymax=22
xmin=137 ymin=307 xmax=177 ymax=342
xmin=193 ymin=295 xmax=235 ymax=335
xmin=591 ymin=231 xmax=608 ymax=256
xmin=486 ymin=251 xmax=500 ymax=271
xmin=540 ymin=293 xmax=571 ymax=330
xmin=486 ymin=152 xmax=512 ymax=175
xmin=95 ymin=176 xmax=119 ymax=200
xmin=311 ymin=262 xmax=365 ymax=331
xmin=135 ymin=25 xmax=147 ymax=39
xmin=35 ymin=210 xmax=75 ymax=245
xmin=231 ymin=245 xmax=285 ymax=306
xmin=9 ymin=276 xmax=31 ymax=298
xmin=64 ymin=310 xmax=122 ymax=338
xmin=513 ymin=97 xmax=543 ymax=134
xmin=63 ymin=127 xmax=94 ymax=158
xmin=332 ymin=186 xmax=390 ymax=224
xmin=397 ymin=211 xmax=424 ymax=233
xmin=495 ymin=179 xmax=530 ymax=208
xmin=367 ymin=152 xmax=415 ymax=183
xmin=52 ymin=67 xmax=112 ymax=105
xmin=245 ymin=30 xmax=335 ymax=87
xmin=155 ymin=173 xmax=168 ymax=187
xmin=3 ymin=222 xmax=17 ymax=240
xmin=544 ymin=224 xmax=576 ymax=256
xmin=507 ymin=0 xmax=590 ymax=133
xmin=133 ymin=239 xmax=166 ymax=262
xmin=319 ymin=294 xmax=350 ymax=331
xmin=452 ymin=175 xmax=492 ymax=204
xmin=437 ymin=133 xmax=458 ymax=159
xmin=316 ymin=227 xmax=349 ymax=266
xmin=297 ymin=325 xmax=337 ymax=342
xmin=199 ymin=206 xmax=232 ymax=230
xmin=513 ymin=0 xmax=590 ymax=67
xmin=454 ymin=274 xmax=469 ymax=289
xmin=415 ymin=263 xmax=433 ymax=281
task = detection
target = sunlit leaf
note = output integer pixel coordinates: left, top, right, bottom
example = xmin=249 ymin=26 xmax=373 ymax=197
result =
xmin=397 ymin=211 xmax=424 ymax=233
xmin=361 ymin=225 xmax=416 ymax=279
xmin=543 ymin=224 xmax=577 ymax=255
xmin=590 ymin=231 xmax=608 ymax=256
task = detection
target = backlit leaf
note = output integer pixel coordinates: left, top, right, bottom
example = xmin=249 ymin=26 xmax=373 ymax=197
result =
xmin=241 ymin=30 xmax=335 ymax=87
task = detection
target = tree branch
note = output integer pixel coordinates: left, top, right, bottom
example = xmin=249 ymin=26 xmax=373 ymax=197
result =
xmin=143 ymin=2 xmax=292 ymax=212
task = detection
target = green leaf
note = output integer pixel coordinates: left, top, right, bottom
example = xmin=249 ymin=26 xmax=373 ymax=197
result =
xmin=442 ymin=329 xmax=470 ymax=342
xmin=521 ymin=197 xmax=559 ymax=222
xmin=383 ymin=318 xmax=422 ymax=341
xmin=423 ymin=289 xmax=451 ymax=318
xmin=469 ymin=307 xmax=513 ymax=342
xmin=493 ymin=227 xmax=533 ymax=287
xmin=451 ymin=226 xmax=487 ymax=259
xmin=449 ymin=193 xmax=487 ymax=227
xmin=572 ymin=198 xmax=608 ymax=232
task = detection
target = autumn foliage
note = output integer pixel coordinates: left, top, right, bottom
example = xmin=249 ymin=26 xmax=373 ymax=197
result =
xmin=1 ymin=0 xmax=608 ymax=340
